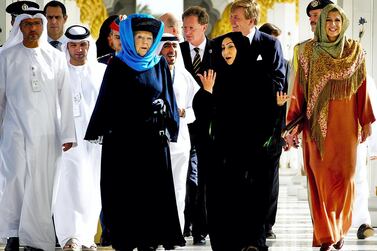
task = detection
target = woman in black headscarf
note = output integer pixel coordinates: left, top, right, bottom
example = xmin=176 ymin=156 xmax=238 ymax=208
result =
xmin=193 ymin=31 xmax=273 ymax=251
xmin=96 ymin=15 xmax=118 ymax=59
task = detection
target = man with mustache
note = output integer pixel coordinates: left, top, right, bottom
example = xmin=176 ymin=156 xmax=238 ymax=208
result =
xmin=157 ymin=33 xmax=200 ymax=249
xmin=0 ymin=7 xmax=76 ymax=251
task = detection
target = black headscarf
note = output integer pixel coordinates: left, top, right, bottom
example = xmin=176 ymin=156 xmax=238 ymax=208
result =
xmin=209 ymin=32 xmax=254 ymax=149
xmin=212 ymin=32 xmax=251 ymax=95
xmin=96 ymin=15 xmax=118 ymax=58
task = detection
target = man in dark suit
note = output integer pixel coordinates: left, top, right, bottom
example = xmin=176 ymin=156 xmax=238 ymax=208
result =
xmin=179 ymin=5 xmax=213 ymax=246
xmin=44 ymin=0 xmax=68 ymax=50
xmin=258 ymin=22 xmax=289 ymax=240
xmin=229 ymin=1 xmax=286 ymax=250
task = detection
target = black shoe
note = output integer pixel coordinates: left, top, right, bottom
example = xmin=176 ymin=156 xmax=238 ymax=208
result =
xmin=5 ymin=237 xmax=19 ymax=251
xmin=137 ymin=246 xmax=156 ymax=251
xmin=193 ymin=237 xmax=206 ymax=245
xmin=163 ymin=245 xmax=175 ymax=250
xmin=183 ymin=225 xmax=191 ymax=237
xmin=183 ymin=229 xmax=191 ymax=237
xmin=266 ymin=229 xmax=276 ymax=239
xmin=24 ymin=246 xmax=43 ymax=251
xmin=100 ymin=236 xmax=111 ymax=246
xmin=357 ymin=223 xmax=375 ymax=239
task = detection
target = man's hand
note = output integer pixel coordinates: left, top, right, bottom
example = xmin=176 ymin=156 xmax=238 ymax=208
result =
xmin=276 ymin=91 xmax=295 ymax=106
xmin=62 ymin=142 xmax=73 ymax=152
xmin=179 ymin=108 xmax=186 ymax=118
xmin=360 ymin=123 xmax=372 ymax=143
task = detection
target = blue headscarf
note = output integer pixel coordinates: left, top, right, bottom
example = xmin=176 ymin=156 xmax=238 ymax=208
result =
xmin=117 ymin=13 xmax=164 ymax=72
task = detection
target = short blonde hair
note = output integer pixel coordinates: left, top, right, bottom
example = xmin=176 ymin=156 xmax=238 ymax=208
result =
xmin=231 ymin=0 xmax=260 ymax=25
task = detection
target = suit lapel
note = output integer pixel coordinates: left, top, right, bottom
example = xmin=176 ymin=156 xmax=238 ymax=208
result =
xmin=250 ymin=30 xmax=262 ymax=62
xmin=180 ymin=41 xmax=194 ymax=74
xmin=202 ymin=39 xmax=213 ymax=71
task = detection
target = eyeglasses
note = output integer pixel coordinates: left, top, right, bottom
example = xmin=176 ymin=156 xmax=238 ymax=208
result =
xmin=21 ymin=21 xmax=43 ymax=28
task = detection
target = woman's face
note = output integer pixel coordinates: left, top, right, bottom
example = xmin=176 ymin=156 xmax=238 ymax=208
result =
xmin=325 ymin=10 xmax=342 ymax=42
xmin=111 ymin=30 xmax=121 ymax=53
xmin=221 ymin=37 xmax=237 ymax=65
xmin=134 ymin=30 xmax=153 ymax=56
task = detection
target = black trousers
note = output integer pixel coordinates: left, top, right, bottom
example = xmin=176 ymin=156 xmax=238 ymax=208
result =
xmin=207 ymin=147 xmax=281 ymax=251
xmin=265 ymin=151 xmax=281 ymax=231
xmin=184 ymin=145 xmax=208 ymax=240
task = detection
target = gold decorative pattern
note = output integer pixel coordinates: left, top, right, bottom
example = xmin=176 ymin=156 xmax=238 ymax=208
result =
xmin=76 ymin=0 xmax=108 ymax=39
xmin=210 ymin=2 xmax=233 ymax=38
xmin=258 ymin=0 xmax=299 ymax=24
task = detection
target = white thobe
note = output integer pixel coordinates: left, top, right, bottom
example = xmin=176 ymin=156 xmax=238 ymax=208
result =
xmin=54 ymin=62 xmax=105 ymax=248
xmin=352 ymin=76 xmax=377 ymax=227
xmin=0 ymin=43 xmax=76 ymax=251
xmin=353 ymin=142 xmax=372 ymax=227
xmin=169 ymin=67 xmax=200 ymax=232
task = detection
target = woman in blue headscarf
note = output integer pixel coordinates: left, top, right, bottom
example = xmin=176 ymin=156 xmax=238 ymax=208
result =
xmin=85 ymin=13 xmax=184 ymax=251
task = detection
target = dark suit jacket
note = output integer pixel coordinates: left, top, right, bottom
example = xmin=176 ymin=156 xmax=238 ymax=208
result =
xmin=180 ymin=38 xmax=214 ymax=87
xmin=249 ymin=29 xmax=286 ymax=150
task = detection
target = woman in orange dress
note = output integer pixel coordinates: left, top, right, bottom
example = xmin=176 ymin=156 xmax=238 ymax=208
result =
xmin=286 ymin=3 xmax=375 ymax=251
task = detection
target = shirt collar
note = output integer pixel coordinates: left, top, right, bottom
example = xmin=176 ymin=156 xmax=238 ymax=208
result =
xmin=189 ymin=37 xmax=207 ymax=52
xmin=247 ymin=27 xmax=256 ymax=44
xmin=48 ymin=35 xmax=67 ymax=44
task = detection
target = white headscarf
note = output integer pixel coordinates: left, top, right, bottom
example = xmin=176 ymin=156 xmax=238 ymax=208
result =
xmin=156 ymin=33 xmax=185 ymax=69
xmin=0 ymin=9 xmax=48 ymax=53
xmin=61 ymin=25 xmax=98 ymax=65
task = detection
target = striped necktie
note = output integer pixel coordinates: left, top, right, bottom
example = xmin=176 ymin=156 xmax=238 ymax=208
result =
xmin=192 ymin=47 xmax=201 ymax=76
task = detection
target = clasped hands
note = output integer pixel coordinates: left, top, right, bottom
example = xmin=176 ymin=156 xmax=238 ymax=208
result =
xmin=283 ymin=126 xmax=300 ymax=151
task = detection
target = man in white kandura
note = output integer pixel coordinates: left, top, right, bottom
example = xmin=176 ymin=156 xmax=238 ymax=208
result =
xmin=156 ymin=33 xmax=200 ymax=233
xmin=53 ymin=24 xmax=106 ymax=251
xmin=352 ymin=75 xmax=377 ymax=239
xmin=0 ymin=7 xmax=76 ymax=251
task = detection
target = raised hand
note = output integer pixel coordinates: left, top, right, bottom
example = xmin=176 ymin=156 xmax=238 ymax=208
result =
xmin=198 ymin=69 xmax=216 ymax=93
xmin=276 ymin=91 xmax=295 ymax=106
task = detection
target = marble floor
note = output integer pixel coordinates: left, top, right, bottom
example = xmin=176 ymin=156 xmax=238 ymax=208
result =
xmin=1 ymin=168 xmax=376 ymax=251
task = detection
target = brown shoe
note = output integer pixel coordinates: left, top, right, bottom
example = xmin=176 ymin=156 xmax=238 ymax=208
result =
xmin=266 ymin=229 xmax=276 ymax=239
xmin=333 ymin=237 xmax=344 ymax=250
xmin=357 ymin=224 xmax=375 ymax=239
xmin=241 ymin=246 xmax=259 ymax=251
xmin=319 ymin=243 xmax=332 ymax=251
